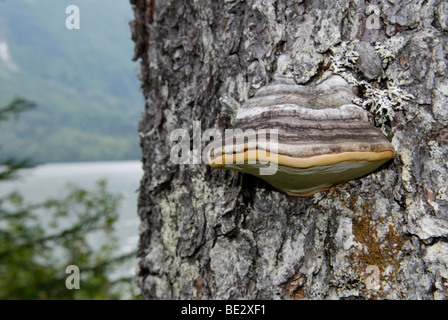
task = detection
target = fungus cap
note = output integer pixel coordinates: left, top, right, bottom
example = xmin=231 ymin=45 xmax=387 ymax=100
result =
xmin=209 ymin=75 xmax=395 ymax=196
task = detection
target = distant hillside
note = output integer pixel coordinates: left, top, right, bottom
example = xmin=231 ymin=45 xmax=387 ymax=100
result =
xmin=0 ymin=0 xmax=143 ymax=163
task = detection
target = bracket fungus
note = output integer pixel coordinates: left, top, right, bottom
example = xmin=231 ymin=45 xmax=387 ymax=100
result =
xmin=209 ymin=63 xmax=395 ymax=196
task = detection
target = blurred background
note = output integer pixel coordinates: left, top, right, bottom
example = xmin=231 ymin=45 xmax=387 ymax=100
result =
xmin=0 ymin=0 xmax=143 ymax=299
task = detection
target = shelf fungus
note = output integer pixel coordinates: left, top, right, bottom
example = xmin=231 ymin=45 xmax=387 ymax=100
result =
xmin=208 ymin=74 xmax=395 ymax=196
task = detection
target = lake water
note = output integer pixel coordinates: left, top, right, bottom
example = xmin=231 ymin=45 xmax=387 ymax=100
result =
xmin=0 ymin=160 xmax=143 ymax=279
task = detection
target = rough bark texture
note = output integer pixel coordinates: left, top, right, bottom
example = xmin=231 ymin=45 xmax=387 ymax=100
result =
xmin=130 ymin=0 xmax=448 ymax=299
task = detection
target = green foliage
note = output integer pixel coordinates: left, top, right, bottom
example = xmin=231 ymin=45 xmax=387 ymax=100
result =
xmin=0 ymin=99 xmax=139 ymax=300
xmin=0 ymin=97 xmax=37 ymax=178
xmin=0 ymin=180 xmax=128 ymax=299
xmin=0 ymin=97 xmax=36 ymax=121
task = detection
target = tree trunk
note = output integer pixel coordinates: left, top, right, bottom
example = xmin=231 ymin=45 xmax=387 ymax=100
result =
xmin=130 ymin=0 xmax=448 ymax=299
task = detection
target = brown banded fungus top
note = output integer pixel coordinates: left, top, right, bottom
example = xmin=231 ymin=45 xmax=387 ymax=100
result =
xmin=209 ymin=75 xmax=395 ymax=196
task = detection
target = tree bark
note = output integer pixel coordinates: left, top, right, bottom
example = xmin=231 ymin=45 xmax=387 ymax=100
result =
xmin=130 ymin=0 xmax=448 ymax=299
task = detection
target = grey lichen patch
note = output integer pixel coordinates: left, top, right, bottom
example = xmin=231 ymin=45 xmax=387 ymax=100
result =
xmin=174 ymin=261 xmax=201 ymax=298
xmin=424 ymin=242 xmax=448 ymax=300
xmin=210 ymin=234 xmax=256 ymax=299
xmin=406 ymin=142 xmax=448 ymax=241
xmin=290 ymin=39 xmax=324 ymax=83
xmin=310 ymin=193 xmax=360 ymax=298
xmin=190 ymin=169 xmax=215 ymax=212
xmin=156 ymin=169 xmax=209 ymax=254
xmin=287 ymin=3 xmax=349 ymax=84
xmin=329 ymin=40 xmax=414 ymax=134
xmin=141 ymin=274 xmax=171 ymax=299
xmin=353 ymin=80 xmax=414 ymax=132
xmin=313 ymin=7 xmax=345 ymax=53
xmin=395 ymin=127 xmax=448 ymax=242
xmin=334 ymin=217 xmax=355 ymax=251
xmin=381 ymin=0 xmax=424 ymax=32
xmin=250 ymin=0 xmax=284 ymax=49
xmin=433 ymin=78 xmax=448 ymax=127
xmin=143 ymin=232 xmax=166 ymax=275
xmin=436 ymin=2 xmax=448 ymax=31
xmin=398 ymin=146 xmax=415 ymax=193
xmin=329 ymin=41 xmax=359 ymax=73
xmin=386 ymin=29 xmax=446 ymax=106
xmin=158 ymin=189 xmax=183 ymax=278
xmin=374 ymin=37 xmax=408 ymax=70
xmin=244 ymin=189 xmax=291 ymax=293
xmin=159 ymin=196 xmax=181 ymax=255
xmin=273 ymin=231 xmax=308 ymax=286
